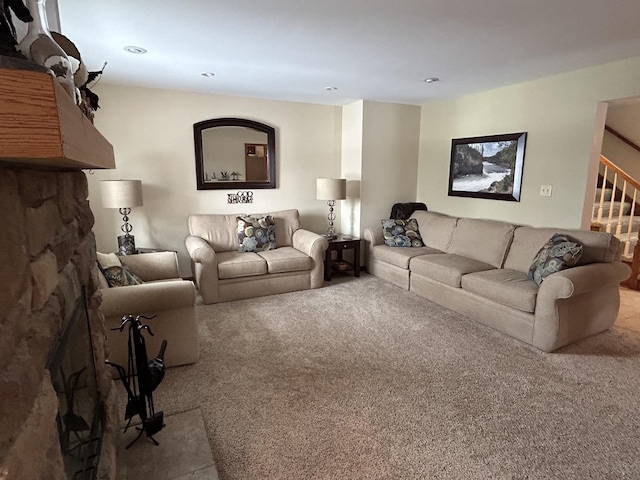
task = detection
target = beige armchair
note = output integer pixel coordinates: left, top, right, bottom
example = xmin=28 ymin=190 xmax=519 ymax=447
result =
xmin=99 ymin=251 xmax=199 ymax=368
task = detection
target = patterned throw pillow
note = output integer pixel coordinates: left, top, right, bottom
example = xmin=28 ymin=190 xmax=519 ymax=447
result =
xmin=381 ymin=218 xmax=424 ymax=247
xmin=237 ymin=215 xmax=277 ymax=252
xmin=528 ymin=233 xmax=583 ymax=285
xmin=101 ymin=265 xmax=144 ymax=287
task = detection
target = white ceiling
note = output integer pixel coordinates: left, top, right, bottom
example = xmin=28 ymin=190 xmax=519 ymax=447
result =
xmin=56 ymin=0 xmax=640 ymax=106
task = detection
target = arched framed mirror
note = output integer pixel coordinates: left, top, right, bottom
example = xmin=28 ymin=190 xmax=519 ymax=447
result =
xmin=194 ymin=118 xmax=276 ymax=190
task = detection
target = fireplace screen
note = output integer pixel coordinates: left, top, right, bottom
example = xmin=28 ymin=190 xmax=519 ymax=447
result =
xmin=48 ymin=295 xmax=102 ymax=480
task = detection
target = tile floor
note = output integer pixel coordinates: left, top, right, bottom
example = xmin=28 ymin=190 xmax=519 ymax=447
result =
xmin=116 ymin=408 xmax=219 ymax=480
xmin=116 ymin=285 xmax=640 ymax=479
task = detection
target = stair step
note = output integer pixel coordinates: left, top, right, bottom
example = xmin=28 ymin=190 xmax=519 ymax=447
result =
xmin=592 ymin=201 xmax=632 ymax=218
xmin=592 ymin=216 xmax=640 ymax=234
xmin=595 ymin=187 xmax=613 ymax=201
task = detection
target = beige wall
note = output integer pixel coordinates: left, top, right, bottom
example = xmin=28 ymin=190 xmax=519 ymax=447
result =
xmin=340 ymin=101 xmax=364 ymax=236
xmin=90 ymin=56 xmax=640 ymax=277
xmin=339 ymin=100 xmax=421 ymax=236
xmin=89 ymin=84 xmax=342 ymax=275
xmin=417 ymin=56 xmax=640 ymax=229
xmin=360 ymin=101 xmax=421 ymax=233
xmin=602 ymin=100 xmax=640 ymax=182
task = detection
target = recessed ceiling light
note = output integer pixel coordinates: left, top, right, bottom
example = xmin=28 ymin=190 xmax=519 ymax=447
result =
xmin=424 ymin=77 xmax=440 ymax=84
xmin=324 ymin=86 xmax=338 ymax=91
xmin=123 ymin=46 xmax=147 ymax=54
xmin=201 ymin=72 xmax=216 ymax=77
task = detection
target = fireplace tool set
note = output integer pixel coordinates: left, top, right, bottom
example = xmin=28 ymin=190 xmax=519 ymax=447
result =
xmin=106 ymin=314 xmax=168 ymax=449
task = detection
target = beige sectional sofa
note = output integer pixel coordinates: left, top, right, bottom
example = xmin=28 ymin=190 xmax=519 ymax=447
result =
xmin=186 ymin=209 xmax=328 ymax=304
xmin=364 ymin=211 xmax=630 ymax=352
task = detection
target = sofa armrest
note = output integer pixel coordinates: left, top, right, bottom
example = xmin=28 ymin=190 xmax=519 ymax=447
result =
xmin=363 ymin=227 xmax=384 ymax=272
xmin=538 ymin=262 xmax=631 ymax=299
xmin=185 ymin=235 xmax=216 ymax=264
xmin=119 ymin=251 xmax=180 ymax=281
xmin=100 ymin=280 xmax=196 ymax=317
xmin=292 ymin=228 xmax=329 ymax=289
xmin=533 ymin=261 xmax=630 ymax=352
xmin=363 ymin=227 xmax=384 ymax=247
xmin=292 ymin=228 xmax=328 ymax=257
xmin=185 ymin=235 xmax=219 ymax=304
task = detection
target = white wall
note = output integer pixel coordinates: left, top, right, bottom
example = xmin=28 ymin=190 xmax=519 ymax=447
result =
xmin=89 ymin=84 xmax=342 ymax=275
xmin=417 ymin=56 xmax=640 ymax=229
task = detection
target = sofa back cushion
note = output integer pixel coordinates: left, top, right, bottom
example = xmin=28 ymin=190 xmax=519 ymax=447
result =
xmin=188 ymin=209 xmax=301 ymax=252
xmin=448 ymin=218 xmax=516 ymax=268
xmin=267 ymin=209 xmax=301 ymax=248
xmin=411 ymin=211 xmax=458 ymax=252
xmin=504 ymin=226 xmax=620 ymax=273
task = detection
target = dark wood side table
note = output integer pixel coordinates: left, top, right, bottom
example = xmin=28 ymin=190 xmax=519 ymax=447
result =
xmin=324 ymin=234 xmax=361 ymax=281
xmin=117 ymin=247 xmax=176 ymax=256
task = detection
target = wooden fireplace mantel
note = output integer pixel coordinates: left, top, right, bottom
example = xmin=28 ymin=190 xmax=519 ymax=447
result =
xmin=0 ymin=68 xmax=115 ymax=170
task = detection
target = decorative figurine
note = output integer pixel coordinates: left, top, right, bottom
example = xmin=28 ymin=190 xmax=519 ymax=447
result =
xmin=0 ymin=0 xmax=33 ymax=59
xmin=17 ymin=0 xmax=76 ymax=99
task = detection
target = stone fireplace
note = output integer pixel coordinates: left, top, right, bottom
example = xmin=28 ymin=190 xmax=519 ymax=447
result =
xmin=0 ymin=168 xmax=120 ymax=479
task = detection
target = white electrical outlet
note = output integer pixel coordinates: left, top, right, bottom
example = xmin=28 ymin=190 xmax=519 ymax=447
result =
xmin=539 ymin=185 xmax=552 ymax=197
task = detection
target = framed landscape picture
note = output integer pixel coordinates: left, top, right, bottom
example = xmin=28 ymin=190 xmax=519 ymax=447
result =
xmin=448 ymin=132 xmax=527 ymax=202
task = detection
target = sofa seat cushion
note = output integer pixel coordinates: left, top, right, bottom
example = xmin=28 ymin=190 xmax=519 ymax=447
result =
xmin=217 ymin=251 xmax=267 ymax=279
xmin=461 ymin=269 xmax=538 ymax=313
xmin=257 ymin=247 xmax=312 ymax=274
xmin=372 ymin=244 xmax=443 ymax=269
xmin=410 ymin=253 xmax=495 ymax=288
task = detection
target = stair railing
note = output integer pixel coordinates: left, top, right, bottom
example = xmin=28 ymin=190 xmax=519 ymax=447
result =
xmin=596 ymin=155 xmax=640 ymax=257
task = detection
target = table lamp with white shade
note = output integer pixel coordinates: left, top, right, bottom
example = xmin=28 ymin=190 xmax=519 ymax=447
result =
xmin=100 ymin=180 xmax=143 ymax=255
xmin=316 ymin=178 xmax=347 ymax=239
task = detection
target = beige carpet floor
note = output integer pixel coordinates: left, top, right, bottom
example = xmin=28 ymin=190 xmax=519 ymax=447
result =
xmin=154 ymin=274 xmax=640 ymax=480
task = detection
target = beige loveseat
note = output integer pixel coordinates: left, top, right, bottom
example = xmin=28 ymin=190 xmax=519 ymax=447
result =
xmin=185 ymin=209 xmax=328 ymax=304
xmin=99 ymin=251 xmax=199 ymax=368
xmin=363 ymin=211 xmax=630 ymax=352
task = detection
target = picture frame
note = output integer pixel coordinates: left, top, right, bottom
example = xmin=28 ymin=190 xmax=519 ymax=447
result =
xmin=448 ymin=132 xmax=527 ymax=202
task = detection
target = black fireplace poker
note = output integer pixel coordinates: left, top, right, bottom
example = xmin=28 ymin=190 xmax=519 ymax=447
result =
xmin=106 ymin=313 xmax=168 ymax=449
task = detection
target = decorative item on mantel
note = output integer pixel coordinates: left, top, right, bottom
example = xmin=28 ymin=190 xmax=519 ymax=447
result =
xmin=0 ymin=0 xmax=106 ymax=123
xmin=317 ymin=178 xmax=347 ymax=239
xmin=17 ymin=0 xmax=76 ymax=99
xmin=100 ymin=180 xmax=144 ymax=255
xmin=0 ymin=0 xmax=33 ymax=59
xmin=228 ymin=191 xmax=254 ymax=204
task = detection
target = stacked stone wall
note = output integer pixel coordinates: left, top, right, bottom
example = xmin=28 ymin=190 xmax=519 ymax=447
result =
xmin=0 ymin=168 xmax=118 ymax=480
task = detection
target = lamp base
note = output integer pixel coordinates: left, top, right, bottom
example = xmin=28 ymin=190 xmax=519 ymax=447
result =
xmin=118 ymin=235 xmax=138 ymax=255
xmin=322 ymin=233 xmax=338 ymax=240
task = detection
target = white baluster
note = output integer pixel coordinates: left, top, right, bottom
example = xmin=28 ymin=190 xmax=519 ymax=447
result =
xmin=597 ymin=164 xmax=607 ymax=224
xmin=624 ymin=189 xmax=638 ymax=257
xmin=616 ymin=180 xmax=627 ymax=237
xmin=606 ymin=172 xmax=618 ymax=233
